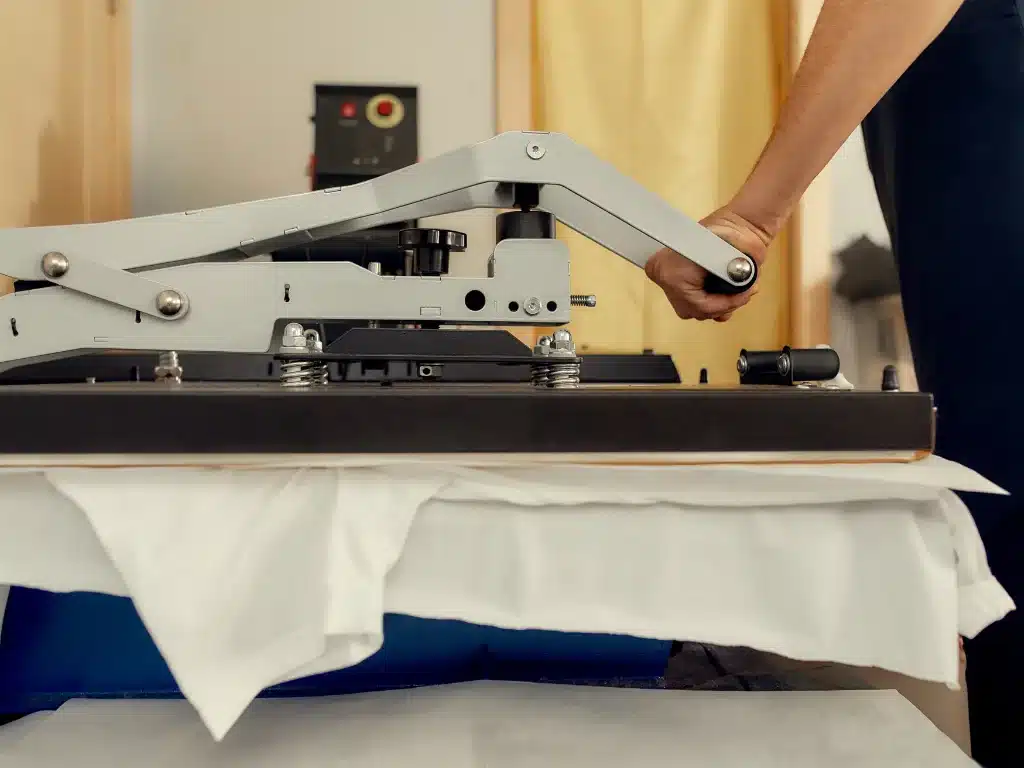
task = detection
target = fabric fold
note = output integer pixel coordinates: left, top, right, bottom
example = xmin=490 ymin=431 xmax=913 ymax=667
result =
xmin=47 ymin=468 xmax=339 ymax=740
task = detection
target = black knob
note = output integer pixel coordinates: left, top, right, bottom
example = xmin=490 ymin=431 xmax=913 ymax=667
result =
xmin=399 ymin=228 xmax=467 ymax=276
xmin=699 ymin=368 xmax=709 ymax=384
xmin=881 ymin=364 xmax=900 ymax=392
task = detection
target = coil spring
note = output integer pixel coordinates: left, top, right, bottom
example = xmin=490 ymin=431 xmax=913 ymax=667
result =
xmin=531 ymin=361 xmax=552 ymax=387
xmin=569 ymin=294 xmax=597 ymax=307
xmin=548 ymin=360 xmax=581 ymax=389
xmin=280 ymin=359 xmax=328 ymax=388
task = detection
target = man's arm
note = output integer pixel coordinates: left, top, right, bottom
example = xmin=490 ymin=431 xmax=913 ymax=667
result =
xmin=648 ymin=0 xmax=966 ymax=321
xmin=732 ymin=0 xmax=967 ymax=237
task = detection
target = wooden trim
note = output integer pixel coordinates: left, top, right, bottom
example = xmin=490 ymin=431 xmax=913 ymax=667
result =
xmin=111 ymin=0 xmax=133 ymax=219
xmin=495 ymin=0 xmax=535 ymax=133
xmin=788 ymin=0 xmax=831 ymax=347
xmin=81 ymin=0 xmax=132 ymax=222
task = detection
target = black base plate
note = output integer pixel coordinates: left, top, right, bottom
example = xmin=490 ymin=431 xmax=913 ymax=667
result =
xmin=0 ymin=383 xmax=934 ymax=456
xmin=0 ymin=349 xmax=680 ymax=387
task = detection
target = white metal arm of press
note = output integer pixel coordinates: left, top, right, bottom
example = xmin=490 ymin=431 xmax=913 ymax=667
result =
xmin=0 ymin=131 xmax=757 ymax=370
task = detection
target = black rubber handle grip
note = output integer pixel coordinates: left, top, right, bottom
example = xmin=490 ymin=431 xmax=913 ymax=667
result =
xmin=739 ymin=346 xmax=842 ymax=386
xmin=702 ymin=258 xmax=759 ymax=295
xmin=779 ymin=346 xmax=841 ymax=383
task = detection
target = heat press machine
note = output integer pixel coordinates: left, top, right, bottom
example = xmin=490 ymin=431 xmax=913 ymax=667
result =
xmin=0 ymin=130 xmax=933 ymax=459
xmin=0 ymin=132 xmax=992 ymax=766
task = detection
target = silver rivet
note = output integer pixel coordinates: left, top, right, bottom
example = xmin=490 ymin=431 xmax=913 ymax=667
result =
xmin=156 ymin=290 xmax=183 ymax=316
xmin=526 ymin=142 xmax=546 ymax=160
xmin=726 ymin=257 xmax=754 ymax=284
xmin=524 ymin=297 xmax=542 ymax=316
xmin=41 ymin=251 xmax=69 ymax=278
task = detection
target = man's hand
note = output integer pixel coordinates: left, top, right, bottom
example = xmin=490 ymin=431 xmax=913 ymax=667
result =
xmin=645 ymin=207 xmax=773 ymax=322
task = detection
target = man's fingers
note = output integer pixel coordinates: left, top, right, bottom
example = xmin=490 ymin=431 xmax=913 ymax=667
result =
xmin=696 ymin=290 xmax=752 ymax=316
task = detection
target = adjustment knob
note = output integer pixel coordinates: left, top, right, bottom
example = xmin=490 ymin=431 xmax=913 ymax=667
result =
xmin=881 ymin=364 xmax=901 ymax=392
xmin=399 ymin=228 xmax=467 ymax=276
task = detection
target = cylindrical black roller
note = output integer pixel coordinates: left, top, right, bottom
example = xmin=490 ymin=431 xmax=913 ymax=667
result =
xmin=496 ymin=210 xmax=555 ymax=242
xmin=737 ymin=349 xmax=784 ymax=385
xmin=399 ymin=228 xmax=467 ymax=276
xmin=777 ymin=346 xmax=841 ymax=384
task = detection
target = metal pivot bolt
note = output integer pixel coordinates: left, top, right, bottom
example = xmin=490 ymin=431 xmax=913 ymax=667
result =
xmin=523 ymin=297 xmax=542 ymax=316
xmin=526 ymin=141 xmax=546 ymax=160
xmin=727 ymin=257 xmax=754 ymax=284
xmin=41 ymin=252 xmax=69 ymax=278
xmin=156 ymin=290 xmax=184 ymax=316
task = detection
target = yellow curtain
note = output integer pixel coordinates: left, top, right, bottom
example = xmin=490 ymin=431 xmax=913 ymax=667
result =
xmin=533 ymin=0 xmax=791 ymax=382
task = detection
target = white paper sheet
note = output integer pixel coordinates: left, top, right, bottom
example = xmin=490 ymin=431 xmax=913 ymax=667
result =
xmin=0 ymin=683 xmax=978 ymax=767
xmin=0 ymin=457 xmax=1013 ymax=741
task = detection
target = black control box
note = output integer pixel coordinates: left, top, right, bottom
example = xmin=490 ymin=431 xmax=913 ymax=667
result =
xmin=311 ymin=84 xmax=418 ymax=189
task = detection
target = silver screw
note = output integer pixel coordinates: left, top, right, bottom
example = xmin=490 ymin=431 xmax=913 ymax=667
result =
xmin=524 ymin=297 xmax=542 ymax=316
xmin=570 ymin=294 xmax=597 ymax=308
xmin=155 ymin=351 xmax=183 ymax=383
xmin=367 ymin=263 xmax=382 ymax=328
xmin=156 ymin=290 xmax=184 ymax=316
xmin=41 ymin=251 xmax=69 ymax=278
xmin=726 ymin=257 xmax=754 ymax=285
xmin=526 ymin=142 xmax=546 ymax=160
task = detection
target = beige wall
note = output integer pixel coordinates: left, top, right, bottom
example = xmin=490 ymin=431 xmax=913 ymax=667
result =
xmin=131 ymin=0 xmax=497 ymax=273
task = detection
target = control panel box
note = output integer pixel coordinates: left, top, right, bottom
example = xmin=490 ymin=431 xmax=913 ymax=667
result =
xmin=311 ymin=84 xmax=418 ymax=188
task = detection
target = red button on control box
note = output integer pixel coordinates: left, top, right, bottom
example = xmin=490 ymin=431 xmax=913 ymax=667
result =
xmin=376 ymin=100 xmax=393 ymax=117
xmin=340 ymin=102 xmax=356 ymax=119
